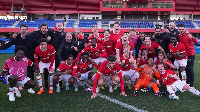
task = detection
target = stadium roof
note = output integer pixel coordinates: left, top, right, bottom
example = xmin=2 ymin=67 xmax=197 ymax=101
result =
xmin=0 ymin=0 xmax=199 ymax=14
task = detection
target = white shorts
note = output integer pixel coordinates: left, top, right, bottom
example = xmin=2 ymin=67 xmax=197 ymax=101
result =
xmin=6 ymin=75 xmax=31 ymax=86
xmin=171 ymin=80 xmax=186 ymax=92
xmin=122 ymin=70 xmax=139 ymax=78
xmin=59 ymin=74 xmax=73 ymax=82
xmin=174 ymin=59 xmax=187 ymax=69
xmin=122 ymin=70 xmax=139 ymax=83
xmin=39 ymin=61 xmax=55 ymax=73
xmin=91 ymin=57 xmax=106 ymax=65
xmin=102 ymin=74 xmax=112 ymax=85
xmin=78 ymin=71 xmax=91 ymax=81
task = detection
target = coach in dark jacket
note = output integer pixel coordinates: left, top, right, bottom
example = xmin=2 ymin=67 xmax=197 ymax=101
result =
xmin=135 ymin=32 xmax=145 ymax=58
xmin=72 ymin=28 xmax=87 ymax=58
xmin=163 ymin=22 xmax=179 ymax=53
xmin=46 ymin=22 xmax=66 ymax=88
xmin=57 ymin=32 xmax=78 ymax=62
xmin=27 ymin=23 xmax=54 ymax=89
xmin=27 ymin=23 xmax=54 ymax=61
xmin=151 ymin=27 xmax=165 ymax=49
xmin=1 ymin=25 xmax=28 ymax=50
xmin=48 ymin=22 xmax=66 ymax=51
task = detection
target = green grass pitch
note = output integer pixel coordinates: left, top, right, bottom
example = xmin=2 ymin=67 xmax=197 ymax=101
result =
xmin=0 ymin=54 xmax=200 ymax=112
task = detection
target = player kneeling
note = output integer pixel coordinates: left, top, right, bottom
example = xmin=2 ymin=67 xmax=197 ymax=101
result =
xmin=72 ymin=52 xmax=98 ymax=91
xmin=157 ymin=63 xmax=200 ymax=100
xmin=53 ymin=54 xmax=76 ymax=92
xmin=120 ymin=44 xmax=139 ymax=90
xmin=34 ymin=38 xmax=56 ymax=95
xmin=91 ymin=55 xmax=127 ymax=99
xmin=0 ymin=46 xmax=39 ymax=101
xmin=134 ymin=57 xmax=163 ymax=97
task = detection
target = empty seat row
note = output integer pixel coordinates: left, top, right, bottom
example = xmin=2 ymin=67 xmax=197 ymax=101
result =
xmin=174 ymin=21 xmax=195 ymax=29
xmin=78 ymin=20 xmax=98 ymax=28
xmin=66 ymin=20 xmax=75 ymax=28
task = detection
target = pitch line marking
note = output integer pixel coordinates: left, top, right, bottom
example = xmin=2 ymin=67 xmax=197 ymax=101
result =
xmin=97 ymin=93 xmax=148 ymax=112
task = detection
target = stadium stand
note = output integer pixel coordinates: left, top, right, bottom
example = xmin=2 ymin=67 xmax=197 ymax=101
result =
xmin=120 ymin=21 xmax=154 ymax=29
xmin=102 ymin=20 xmax=109 ymax=24
xmin=66 ymin=20 xmax=75 ymax=28
xmin=0 ymin=18 xmax=198 ymax=30
xmin=0 ymin=19 xmax=17 ymax=27
xmin=16 ymin=19 xmax=64 ymax=28
xmin=174 ymin=21 xmax=195 ymax=29
xmin=195 ymin=21 xmax=200 ymax=27
xmin=78 ymin=20 xmax=98 ymax=28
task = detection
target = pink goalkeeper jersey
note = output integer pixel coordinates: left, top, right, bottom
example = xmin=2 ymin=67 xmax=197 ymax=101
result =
xmin=3 ymin=57 xmax=33 ymax=80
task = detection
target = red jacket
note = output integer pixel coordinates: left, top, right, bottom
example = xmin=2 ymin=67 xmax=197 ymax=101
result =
xmin=178 ymin=33 xmax=198 ymax=56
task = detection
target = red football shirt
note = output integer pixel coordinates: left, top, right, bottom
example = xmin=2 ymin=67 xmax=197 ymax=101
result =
xmin=110 ymin=30 xmax=124 ymax=55
xmin=99 ymin=39 xmax=115 ymax=57
xmin=97 ymin=60 xmax=121 ymax=76
xmin=34 ymin=45 xmax=55 ymax=70
xmin=77 ymin=43 xmax=107 ymax=60
xmin=137 ymin=58 xmax=148 ymax=67
xmin=169 ymin=42 xmax=187 ymax=60
xmin=88 ymin=33 xmax=104 ymax=43
xmin=120 ymin=56 xmax=136 ymax=71
xmin=110 ymin=30 xmax=124 ymax=42
xmin=155 ymin=59 xmax=172 ymax=70
xmin=57 ymin=60 xmax=75 ymax=73
xmin=139 ymin=41 xmax=160 ymax=58
xmin=158 ymin=69 xmax=177 ymax=85
xmin=93 ymin=60 xmax=124 ymax=94
xmin=178 ymin=33 xmax=198 ymax=56
xmin=115 ymin=40 xmax=134 ymax=57
xmin=72 ymin=59 xmax=99 ymax=77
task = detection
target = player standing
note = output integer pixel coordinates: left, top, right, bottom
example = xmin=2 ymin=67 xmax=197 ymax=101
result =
xmin=168 ymin=35 xmax=187 ymax=82
xmin=139 ymin=36 xmax=165 ymax=63
xmin=178 ymin=24 xmax=198 ymax=86
xmin=99 ymin=29 xmax=115 ymax=57
xmin=77 ymin=38 xmax=107 ymax=65
xmin=88 ymin=25 xmax=104 ymax=43
xmin=116 ymin=34 xmax=134 ymax=65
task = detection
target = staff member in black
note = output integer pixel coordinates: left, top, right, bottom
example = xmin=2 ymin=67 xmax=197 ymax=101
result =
xmin=57 ymin=32 xmax=78 ymax=62
xmin=48 ymin=22 xmax=66 ymax=88
xmin=72 ymin=28 xmax=87 ymax=58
